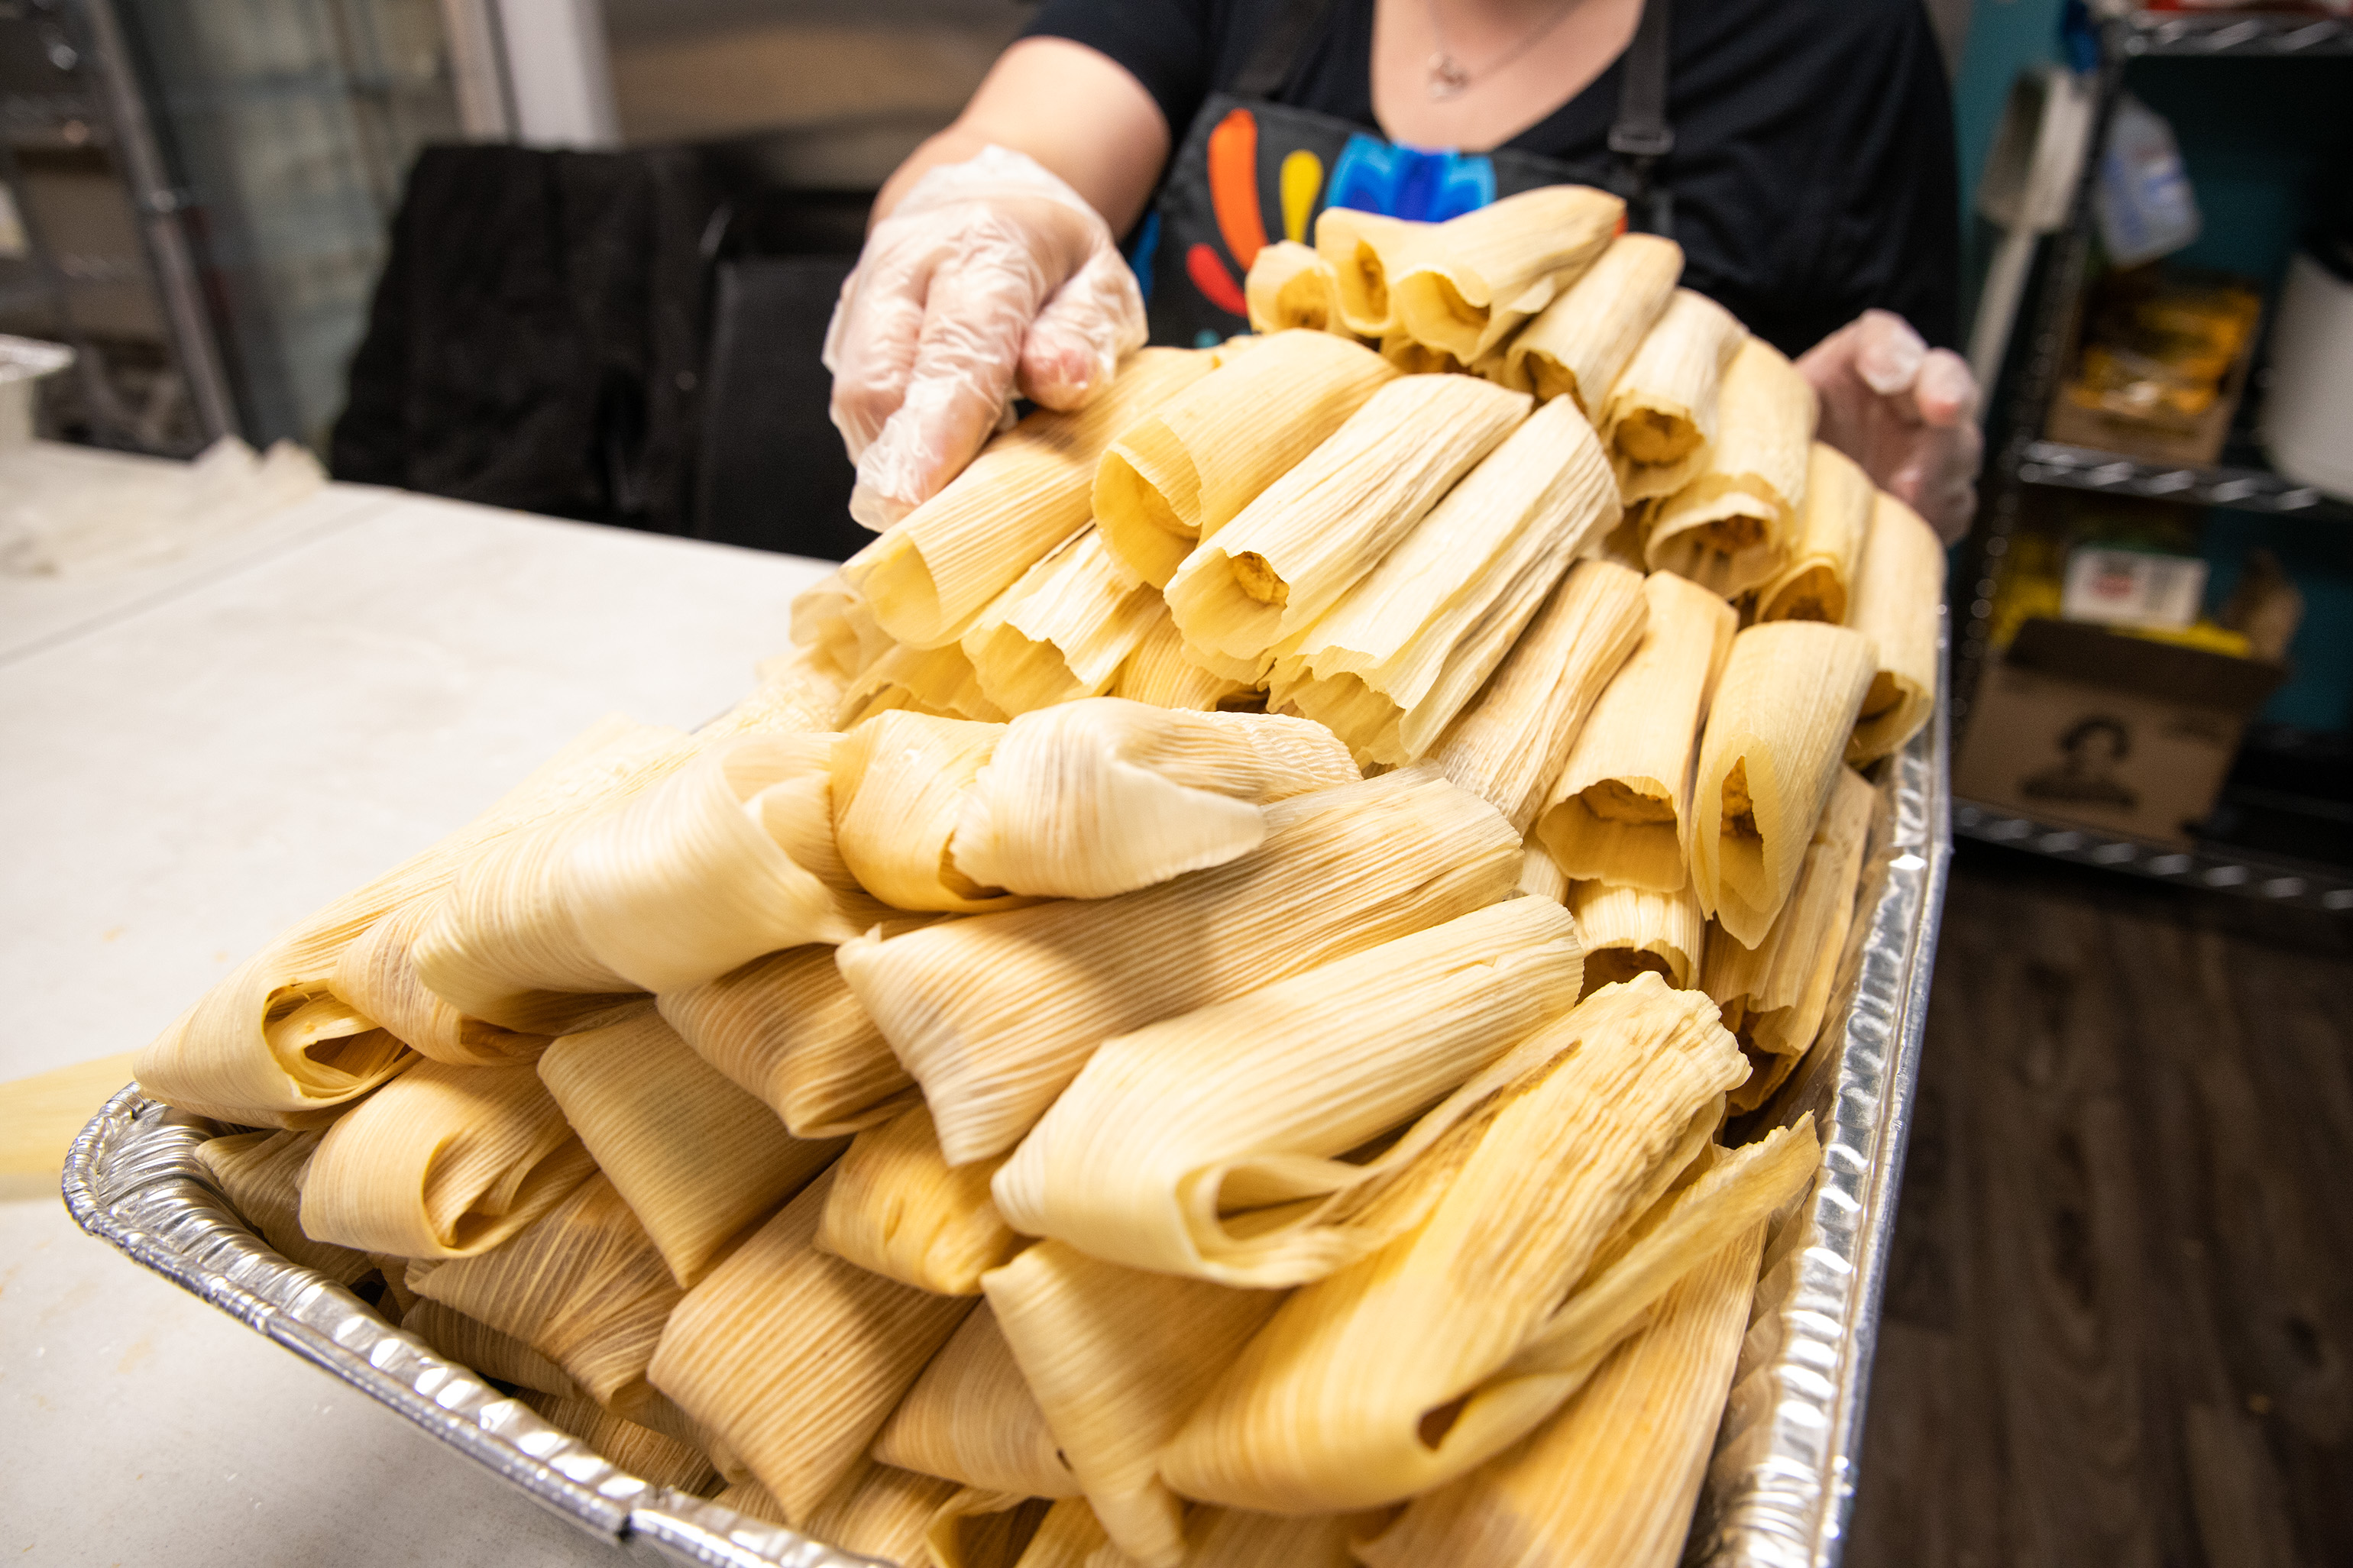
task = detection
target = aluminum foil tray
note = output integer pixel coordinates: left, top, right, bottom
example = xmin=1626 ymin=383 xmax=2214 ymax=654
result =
xmin=63 ymin=666 xmax=1950 ymax=1568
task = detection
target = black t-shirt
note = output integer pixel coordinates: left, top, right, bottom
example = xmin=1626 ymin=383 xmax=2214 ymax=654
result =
xmin=1020 ymin=0 xmax=1960 ymax=356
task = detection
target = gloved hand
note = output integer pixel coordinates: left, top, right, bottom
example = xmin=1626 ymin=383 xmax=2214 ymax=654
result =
xmin=824 ymin=144 xmax=1147 ymax=529
xmin=1797 ymin=309 xmax=1983 ymax=544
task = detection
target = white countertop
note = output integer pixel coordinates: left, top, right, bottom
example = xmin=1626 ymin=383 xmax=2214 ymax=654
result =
xmin=0 ymin=480 xmax=835 ymax=1564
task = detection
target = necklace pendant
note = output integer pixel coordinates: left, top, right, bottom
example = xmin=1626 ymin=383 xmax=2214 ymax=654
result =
xmin=1426 ymin=51 xmax=1470 ymax=99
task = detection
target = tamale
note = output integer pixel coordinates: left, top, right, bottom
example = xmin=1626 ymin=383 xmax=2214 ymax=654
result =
xmin=816 ymin=1102 xmax=1023 ymax=1294
xmin=1242 ymin=242 xmax=1344 ymax=335
xmin=1644 ymin=337 xmax=1819 ymax=596
xmin=332 ymin=900 xmax=548 ymax=1065
xmin=1754 ymin=443 xmax=1872 ymax=626
xmin=1357 ymin=1225 xmax=1766 ymax=1568
xmin=873 ymin=1305 xmax=1083 ymax=1496
xmin=399 ymin=1298 xmax=580 ymax=1398
xmin=1600 ymin=289 xmax=1748 ymax=503
xmin=986 ymin=1241 xmax=1285 ymax=1567
xmin=832 ymin=711 xmax=1026 ymax=913
xmin=1519 ymin=832 xmax=1569 ymax=903
xmin=1378 ymin=332 xmax=1465 ymax=376
xmin=519 ymin=1391 xmax=719 ymax=1493
xmin=648 ymin=1171 xmax=976 ymax=1521
xmin=1270 ymin=394 xmax=1621 ymax=765
xmin=1503 ymin=234 xmax=1683 ymax=412
xmin=1095 ymin=331 xmax=1397 ymax=588
xmin=1010 ymin=1498 xmax=1110 ymax=1567
xmin=1569 ymin=880 xmax=1707 ymax=993
xmin=536 ymin=1010 xmax=840 ymax=1288
xmin=1536 ymin=571 xmax=1737 ymax=891
xmin=962 ymin=530 xmax=1164 ymax=714
xmin=195 ymin=1130 xmax=376 ymax=1285
xmin=1111 ymin=603 xmax=1254 ymax=711
xmin=713 ymin=1479 xmax=791 ymax=1527
xmin=950 ymin=700 xmax=1358 ymax=900
xmin=992 ymin=898 xmax=1584 ymax=1287
xmin=299 ymin=1059 xmax=594 ymax=1259
xmin=1164 ymin=377 xmax=1527 ymax=675
xmin=658 ymin=944 xmax=914 ymax=1139
xmin=1429 ymin=560 xmax=1649 ymax=834
xmin=839 ymin=639 xmax=1012 ymax=727
xmin=714 ymin=648 xmax=852 ymax=740
xmin=1689 ymin=622 xmax=1875 ymax=947
xmin=803 ymin=1457 xmax=963 ymax=1564
xmin=1705 ymin=767 xmax=1876 ymax=1112
xmin=1312 ymin=206 xmax=1434 ymax=336
xmin=1844 ymin=490 xmax=1944 ymax=765
xmin=929 ymin=1492 xmax=1057 ymax=1568
xmin=1157 ymin=975 xmax=1767 ymax=1514
xmin=792 ymin=572 xmax=893 ymax=684
xmin=837 ymin=766 xmax=1521 ymax=1166
xmin=1392 ymin=186 xmax=1623 ymax=364
xmin=843 ymin=348 xmax=1210 ymax=646
xmin=1186 ymin=1508 xmax=1390 ymax=1568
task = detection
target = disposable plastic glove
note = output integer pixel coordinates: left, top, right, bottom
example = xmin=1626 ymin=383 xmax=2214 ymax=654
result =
xmin=824 ymin=145 xmax=1147 ymax=529
xmin=1798 ymin=309 xmax=1983 ymax=544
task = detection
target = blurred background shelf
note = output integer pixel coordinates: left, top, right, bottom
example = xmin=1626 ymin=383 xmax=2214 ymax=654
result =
xmin=2123 ymin=9 xmax=2353 ymax=57
xmin=1953 ymin=797 xmax=2353 ymax=913
xmin=2012 ymin=439 xmax=2353 ymax=521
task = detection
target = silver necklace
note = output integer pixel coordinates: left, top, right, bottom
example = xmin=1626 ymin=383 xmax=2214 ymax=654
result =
xmin=1423 ymin=0 xmax=1586 ymax=99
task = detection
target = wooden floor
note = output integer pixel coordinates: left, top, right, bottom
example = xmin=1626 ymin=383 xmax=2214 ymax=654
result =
xmin=1847 ymin=843 xmax=2353 ymax=1568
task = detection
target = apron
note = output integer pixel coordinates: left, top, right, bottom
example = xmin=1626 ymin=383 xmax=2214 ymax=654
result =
xmin=1138 ymin=0 xmax=1675 ymax=348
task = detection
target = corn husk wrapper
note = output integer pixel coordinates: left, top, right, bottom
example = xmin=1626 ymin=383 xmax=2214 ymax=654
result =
xmin=648 ymin=1170 xmax=976 ymax=1522
xmin=1519 ymin=833 xmax=1570 ymax=903
xmin=536 ymin=1010 xmax=840 ymax=1288
xmin=332 ymin=899 xmax=555 ymax=1067
xmin=962 ymin=530 xmax=1164 ymax=715
xmin=830 ymin=711 xmax=1027 ymax=913
xmin=1570 ymin=880 xmax=1707 ymax=994
xmin=874 ymin=1305 xmax=1082 ymax=1496
xmin=196 ymin=1130 xmax=377 ymax=1285
xmin=951 ymin=700 xmax=1358 ymax=900
xmin=1096 ymin=331 xmax=1397 ymax=588
xmin=930 ymin=1493 xmax=1057 ymax=1568
xmin=1755 ymin=443 xmax=1872 ymax=626
xmin=727 ymin=649 xmax=856 ymax=739
xmin=298 ymin=1060 xmax=593 ymax=1259
xmin=1430 ymin=560 xmax=1649 ymax=834
xmin=793 ymin=572 xmax=894 ymax=684
xmin=1164 ymin=376 xmax=1528 ymax=675
xmin=993 ymin=898 xmax=1584 ymax=1287
xmin=1706 ymin=768 xmax=1876 ymax=1112
xmin=1112 ymin=603 xmax=1254 ymax=711
xmin=840 ymin=639 xmax=1012 ymax=727
xmin=840 ymin=765 xmax=1521 ymax=1166
xmin=1691 ymin=622 xmax=1875 ymax=948
xmin=1600 ymin=289 xmax=1748 ymax=503
xmin=1270 ymin=395 xmax=1621 ymax=766
xmin=986 ymin=1241 xmax=1286 ymax=1566
xmin=519 ymin=1390 xmax=719 ymax=1493
xmin=843 ymin=349 xmax=1210 ymax=646
xmin=1313 ymin=208 xmax=1435 ymax=336
xmin=1358 ymin=1223 xmax=1767 ymax=1568
xmin=1536 ymin=571 xmax=1737 ymax=891
xmin=658 ymin=944 xmax=914 ymax=1140
xmin=1242 ymin=242 xmax=1345 ymax=335
xmin=1644 ymin=338 xmax=1818 ymax=596
xmin=804 ymin=1458 xmax=964 ymax=1563
xmin=1011 ymin=1498 xmax=1111 ymax=1567
xmin=1186 ymin=1508 xmax=1390 ymax=1567
xmin=1377 ymin=332 xmax=1465 ymax=375
xmin=1845 ymin=490 xmax=1944 ymax=765
xmin=816 ymin=1102 xmax=1022 ymax=1295
xmin=399 ymin=1298 xmax=581 ymax=1398
xmin=1393 ymin=186 xmax=1623 ymax=364
xmin=1159 ymin=976 xmax=1808 ymax=1514
xmin=1502 ymin=234 xmax=1683 ymax=412
xmin=713 ymin=1479 xmax=791 ymax=1528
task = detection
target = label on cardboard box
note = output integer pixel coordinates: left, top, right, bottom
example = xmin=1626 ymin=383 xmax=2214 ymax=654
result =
xmin=2060 ymin=547 xmax=2206 ymax=631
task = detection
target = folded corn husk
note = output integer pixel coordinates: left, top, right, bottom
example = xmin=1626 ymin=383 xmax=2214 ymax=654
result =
xmin=1164 ymin=376 xmax=1528 ymax=677
xmin=1392 ymin=186 xmax=1623 ymax=364
xmin=536 ymin=1010 xmax=840 ymax=1287
xmin=950 ymin=700 xmax=1358 ymax=900
xmin=993 ymin=898 xmax=1584 ymax=1287
xmin=1270 ymin=394 xmax=1621 ymax=766
xmin=960 ymin=530 xmax=1163 ymax=716
xmin=1600 ymin=289 xmax=1748 ymax=503
xmin=1096 ymin=331 xmax=1397 ymax=588
xmin=873 ymin=1305 xmax=1081 ymax=1497
xmin=1358 ymin=1223 xmax=1768 ymax=1568
xmin=713 ymin=1479 xmax=791 ymax=1527
xmin=298 ymin=1059 xmax=594 ymax=1259
xmin=986 ymin=1240 xmax=1285 ymax=1566
xmin=399 ymin=1298 xmax=581 ymax=1398
xmin=844 ymin=348 xmax=1210 ymax=646
xmin=1845 ymin=490 xmax=1944 ymax=765
xmin=1707 ymin=767 xmax=1876 ymax=1112
xmin=1570 ymin=879 xmax=1707 ymax=993
xmin=1112 ymin=601 xmax=1254 ymax=711
xmin=792 ymin=573 xmax=894 ymax=684
xmin=519 ymin=1391 xmax=719 ymax=1493
xmin=196 ymin=1130 xmax=377 ymax=1286
xmin=831 ymin=712 xmax=1028 ymax=913
xmin=1690 ymin=622 xmax=1876 ymax=947
xmin=1010 ymin=1498 xmax=1109 ymax=1567
xmin=1314 ymin=208 xmax=1434 ymax=337
xmin=1185 ymin=1508 xmax=1391 ymax=1567
xmin=648 ymin=1170 xmax=976 ymax=1521
xmin=815 ymin=1102 xmax=1022 ymax=1294
xmin=1644 ymin=337 xmax=1819 ymax=596
xmin=1520 ymin=832 xmax=1571 ymax=903
xmin=1755 ymin=443 xmax=1873 ymax=626
xmin=840 ymin=640 xmax=1011 ymax=727
xmin=928 ymin=1492 xmax=1057 ymax=1568
xmin=838 ymin=766 xmax=1522 ymax=1166
xmin=332 ymin=900 xmax=551 ymax=1066
xmin=1502 ymin=234 xmax=1684 ymax=412
xmin=1379 ymin=330 xmax=1468 ymax=376
xmin=1243 ymin=242 xmax=1345 ymax=335
xmin=1536 ymin=571 xmax=1738 ymax=891
xmin=803 ymin=1458 xmax=964 ymax=1563
xmin=659 ymin=944 xmax=914 ymax=1140
xmin=1159 ymin=976 xmax=1801 ymax=1514
xmin=1430 ymin=559 xmax=1649 ymax=834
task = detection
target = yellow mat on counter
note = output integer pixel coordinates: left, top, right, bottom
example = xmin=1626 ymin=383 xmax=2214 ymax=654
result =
xmin=1 ymin=1053 xmax=135 ymax=1200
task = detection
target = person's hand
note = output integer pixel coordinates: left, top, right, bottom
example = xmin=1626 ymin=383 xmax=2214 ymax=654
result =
xmin=1796 ymin=309 xmax=1982 ymax=544
xmin=824 ymin=145 xmax=1147 ymax=529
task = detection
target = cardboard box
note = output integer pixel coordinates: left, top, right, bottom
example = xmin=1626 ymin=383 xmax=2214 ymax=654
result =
xmin=1957 ymin=618 xmax=2286 ymax=848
